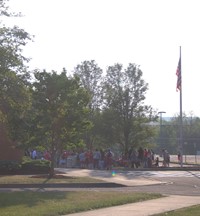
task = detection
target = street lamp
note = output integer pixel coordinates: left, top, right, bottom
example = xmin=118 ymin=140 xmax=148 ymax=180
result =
xmin=158 ymin=111 xmax=166 ymax=149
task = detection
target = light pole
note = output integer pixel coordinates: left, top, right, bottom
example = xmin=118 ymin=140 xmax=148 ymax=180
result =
xmin=158 ymin=111 xmax=166 ymax=150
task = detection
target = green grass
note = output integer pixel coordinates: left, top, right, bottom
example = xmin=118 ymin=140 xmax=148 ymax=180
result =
xmin=154 ymin=205 xmax=200 ymax=216
xmin=0 ymin=175 xmax=105 ymax=184
xmin=0 ymin=191 xmax=163 ymax=216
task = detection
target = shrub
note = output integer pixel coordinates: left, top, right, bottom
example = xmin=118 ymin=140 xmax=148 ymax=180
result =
xmin=21 ymin=157 xmax=51 ymax=173
xmin=0 ymin=158 xmax=51 ymax=174
xmin=0 ymin=160 xmax=21 ymax=172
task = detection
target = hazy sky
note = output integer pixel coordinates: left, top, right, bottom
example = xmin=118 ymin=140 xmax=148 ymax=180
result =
xmin=6 ymin=0 xmax=200 ymax=117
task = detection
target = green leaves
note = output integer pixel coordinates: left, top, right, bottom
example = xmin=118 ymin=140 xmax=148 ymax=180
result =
xmin=0 ymin=68 xmax=32 ymax=143
xmin=102 ymin=63 xmax=156 ymax=153
xmin=0 ymin=26 xmax=32 ymax=72
xmin=31 ymin=69 xmax=91 ymax=151
xmin=74 ymin=60 xmax=103 ymax=110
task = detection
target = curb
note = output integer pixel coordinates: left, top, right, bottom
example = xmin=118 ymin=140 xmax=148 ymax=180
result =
xmin=0 ymin=182 xmax=127 ymax=188
xmin=114 ymin=167 xmax=200 ymax=171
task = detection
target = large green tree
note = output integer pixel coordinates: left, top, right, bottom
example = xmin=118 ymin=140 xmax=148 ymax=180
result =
xmin=31 ymin=69 xmax=91 ymax=175
xmin=73 ymin=60 xmax=103 ymax=149
xmin=74 ymin=60 xmax=103 ymax=110
xmin=0 ymin=0 xmax=32 ymax=146
xmin=102 ymin=63 xmax=157 ymax=154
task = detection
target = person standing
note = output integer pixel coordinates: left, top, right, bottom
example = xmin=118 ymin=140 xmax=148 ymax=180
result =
xmin=105 ymin=149 xmax=113 ymax=170
xmin=130 ymin=149 xmax=139 ymax=168
xmin=162 ymin=149 xmax=170 ymax=167
xmin=93 ymin=149 xmax=101 ymax=169
xmin=138 ymin=147 xmax=144 ymax=168
xmin=32 ymin=149 xmax=37 ymax=160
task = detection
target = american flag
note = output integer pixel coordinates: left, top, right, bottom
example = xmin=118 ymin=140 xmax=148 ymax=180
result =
xmin=176 ymin=57 xmax=181 ymax=91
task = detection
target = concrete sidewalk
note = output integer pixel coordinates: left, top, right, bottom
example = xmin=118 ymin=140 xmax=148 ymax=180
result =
xmin=65 ymin=195 xmax=200 ymax=216
xmin=55 ymin=168 xmax=167 ymax=186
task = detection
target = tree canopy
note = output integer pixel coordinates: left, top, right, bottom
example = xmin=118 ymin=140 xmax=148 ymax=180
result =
xmin=30 ymin=69 xmax=91 ymax=174
xmin=0 ymin=0 xmax=32 ymax=146
xmin=101 ymin=63 xmax=157 ymax=153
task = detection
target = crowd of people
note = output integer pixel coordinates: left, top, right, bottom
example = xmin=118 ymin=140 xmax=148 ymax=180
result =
xmin=25 ymin=149 xmax=52 ymax=161
xmin=60 ymin=148 xmax=114 ymax=170
xmin=118 ymin=147 xmax=156 ymax=168
xmin=118 ymin=147 xmax=170 ymax=168
xmin=27 ymin=147 xmax=170 ymax=169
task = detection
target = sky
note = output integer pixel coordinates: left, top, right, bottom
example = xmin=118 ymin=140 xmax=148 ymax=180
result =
xmin=5 ymin=0 xmax=200 ymax=117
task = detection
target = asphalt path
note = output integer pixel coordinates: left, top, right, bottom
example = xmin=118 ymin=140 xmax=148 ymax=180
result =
xmin=111 ymin=170 xmax=200 ymax=196
xmin=125 ymin=176 xmax=200 ymax=196
xmin=55 ymin=169 xmax=200 ymax=196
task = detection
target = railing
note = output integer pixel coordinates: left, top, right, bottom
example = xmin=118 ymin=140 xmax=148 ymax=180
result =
xmin=167 ymin=155 xmax=200 ymax=165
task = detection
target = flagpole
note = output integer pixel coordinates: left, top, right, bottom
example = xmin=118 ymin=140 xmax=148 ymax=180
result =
xmin=179 ymin=46 xmax=183 ymax=167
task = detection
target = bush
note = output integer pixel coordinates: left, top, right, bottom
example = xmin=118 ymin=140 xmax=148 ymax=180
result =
xmin=21 ymin=157 xmax=51 ymax=173
xmin=0 ymin=158 xmax=51 ymax=174
xmin=0 ymin=160 xmax=21 ymax=172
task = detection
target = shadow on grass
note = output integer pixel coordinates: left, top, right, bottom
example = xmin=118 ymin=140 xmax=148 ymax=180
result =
xmin=0 ymin=191 xmax=68 ymax=208
xmin=31 ymin=174 xmax=76 ymax=184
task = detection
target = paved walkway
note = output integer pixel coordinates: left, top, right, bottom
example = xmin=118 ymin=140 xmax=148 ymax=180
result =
xmin=55 ymin=168 xmax=167 ymax=186
xmin=65 ymin=195 xmax=200 ymax=216
xmin=56 ymin=168 xmax=200 ymax=216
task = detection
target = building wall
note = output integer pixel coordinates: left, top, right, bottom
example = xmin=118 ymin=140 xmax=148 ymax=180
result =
xmin=0 ymin=125 xmax=23 ymax=161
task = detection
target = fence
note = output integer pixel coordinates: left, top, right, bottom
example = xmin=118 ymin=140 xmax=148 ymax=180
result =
xmin=169 ymin=155 xmax=200 ymax=165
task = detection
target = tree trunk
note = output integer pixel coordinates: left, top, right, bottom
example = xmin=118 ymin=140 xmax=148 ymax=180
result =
xmin=49 ymin=145 xmax=56 ymax=177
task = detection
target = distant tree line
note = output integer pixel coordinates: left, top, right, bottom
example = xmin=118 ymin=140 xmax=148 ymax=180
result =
xmin=156 ymin=115 xmax=200 ymax=155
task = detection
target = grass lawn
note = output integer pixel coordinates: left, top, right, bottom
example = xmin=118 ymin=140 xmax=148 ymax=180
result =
xmin=0 ymin=191 xmax=163 ymax=216
xmin=0 ymin=174 xmax=163 ymax=215
xmin=154 ymin=205 xmax=200 ymax=216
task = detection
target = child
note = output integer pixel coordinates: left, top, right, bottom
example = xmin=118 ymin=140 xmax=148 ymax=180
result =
xmin=154 ymin=157 xmax=159 ymax=167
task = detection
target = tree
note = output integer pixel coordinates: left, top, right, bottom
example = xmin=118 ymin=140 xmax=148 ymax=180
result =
xmin=0 ymin=69 xmax=32 ymax=138
xmin=31 ymin=69 xmax=91 ymax=175
xmin=102 ymin=63 xmax=157 ymax=154
xmin=0 ymin=0 xmax=19 ymax=17
xmin=74 ymin=60 xmax=103 ymax=110
xmin=0 ymin=26 xmax=31 ymax=73
xmin=0 ymin=0 xmax=32 ymax=73
xmin=0 ymin=0 xmax=32 ymax=147
xmin=73 ymin=60 xmax=103 ymax=148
